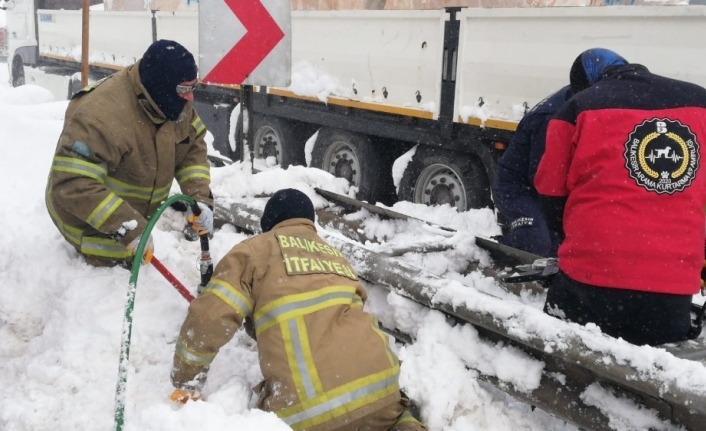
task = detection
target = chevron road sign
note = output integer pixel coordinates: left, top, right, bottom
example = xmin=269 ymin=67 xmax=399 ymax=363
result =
xmin=199 ymin=0 xmax=291 ymax=86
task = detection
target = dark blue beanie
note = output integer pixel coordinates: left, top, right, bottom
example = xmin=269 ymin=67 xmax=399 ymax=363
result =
xmin=138 ymin=40 xmax=197 ymax=121
xmin=570 ymin=48 xmax=627 ymax=94
xmin=261 ymin=189 xmax=316 ymax=233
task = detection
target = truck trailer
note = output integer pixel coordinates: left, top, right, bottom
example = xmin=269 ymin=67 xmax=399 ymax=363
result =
xmin=3 ymin=1 xmax=706 ymax=211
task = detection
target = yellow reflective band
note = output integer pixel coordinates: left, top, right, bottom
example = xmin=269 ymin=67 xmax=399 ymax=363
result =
xmin=149 ymin=185 xmax=171 ymax=204
xmin=51 ymin=156 xmax=166 ymax=204
xmin=254 ymin=286 xmax=358 ymax=335
xmin=192 ymin=116 xmax=206 ymax=135
xmin=176 ymin=165 xmax=210 ymax=183
xmin=51 ymin=156 xmax=107 ymax=183
xmin=45 ymin=187 xmax=82 ymax=246
xmin=278 ymin=365 xmax=400 ymax=431
xmin=80 ymin=236 xmax=132 ymax=259
xmin=394 ymin=410 xmax=421 ymax=426
xmin=202 ymin=279 xmax=253 ymax=318
xmin=47 ymin=184 xmax=128 ymax=258
xmin=105 ymin=176 xmax=153 ymax=200
xmin=176 ymin=338 xmax=217 ymax=366
xmin=282 ymin=317 xmax=324 ymax=401
xmin=86 ymin=192 xmax=123 ymax=229
xmin=371 ymin=318 xmax=399 ymax=367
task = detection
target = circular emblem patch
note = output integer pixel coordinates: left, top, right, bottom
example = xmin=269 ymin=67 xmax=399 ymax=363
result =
xmin=624 ymin=118 xmax=700 ymax=194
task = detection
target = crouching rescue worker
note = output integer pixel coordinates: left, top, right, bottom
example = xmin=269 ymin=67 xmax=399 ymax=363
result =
xmin=169 ymin=188 xmax=424 ymax=431
xmin=45 ymin=39 xmax=213 ymax=266
xmin=535 ymin=48 xmax=706 ymax=346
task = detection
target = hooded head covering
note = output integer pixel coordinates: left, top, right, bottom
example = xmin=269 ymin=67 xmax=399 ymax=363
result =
xmin=569 ymin=48 xmax=628 ymax=94
xmin=138 ymin=40 xmax=197 ymax=121
xmin=260 ymin=189 xmax=316 ymax=233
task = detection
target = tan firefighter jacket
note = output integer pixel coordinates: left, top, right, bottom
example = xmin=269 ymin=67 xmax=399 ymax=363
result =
xmin=172 ymin=218 xmax=402 ymax=431
xmin=45 ymin=62 xmax=212 ymax=259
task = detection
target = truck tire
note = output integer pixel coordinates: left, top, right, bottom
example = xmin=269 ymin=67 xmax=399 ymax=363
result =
xmin=311 ymin=129 xmax=382 ymax=203
xmin=195 ymin=101 xmax=236 ymax=161
xmin=235 ymin=114 xmax=305 ymax=168
xmin=11 ymin=56 xmax=25 ymax=87
xmin=398 ymin=150 xmax=492 ymax=211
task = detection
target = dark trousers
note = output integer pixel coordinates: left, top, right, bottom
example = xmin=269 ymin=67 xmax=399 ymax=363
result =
xmin=544 ymin=271 xmax=692 ymax=346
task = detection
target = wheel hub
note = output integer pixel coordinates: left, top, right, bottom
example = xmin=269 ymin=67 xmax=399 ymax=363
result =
xmin=334 ymin=156 xmax=354 ymax=182
xmin=261 ymin=135 xmax=278 ymax=159
xmin=256 ymin=127 xmax=281 ymax=162
xmin=325 ymin=143 xmax=360 ymax=187
xmin=416 ymin=164 xmax=466 ymax=210
xmin=428 ymin=179 xmax=456 ymax=206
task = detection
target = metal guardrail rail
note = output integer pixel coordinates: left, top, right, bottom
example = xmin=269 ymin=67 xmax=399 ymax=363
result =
xmin=213 ymin=194 xmax=706 ymax=431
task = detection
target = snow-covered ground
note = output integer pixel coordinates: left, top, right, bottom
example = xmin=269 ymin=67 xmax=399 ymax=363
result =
xmin=1 ymin=61 xmax=705 ymax=431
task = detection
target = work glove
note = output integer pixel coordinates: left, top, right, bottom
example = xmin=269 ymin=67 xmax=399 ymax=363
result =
xmin=186 ymin=202 xmax=214 ymax=235
xmin=169 ymin=388 xmax=200 ymax=404
xmin=127 ymin=234 xmax=154 ymax=265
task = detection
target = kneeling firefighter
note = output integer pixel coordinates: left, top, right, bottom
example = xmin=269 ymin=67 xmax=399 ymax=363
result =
xmin=169 ymin=188 xmax=425 ymax=431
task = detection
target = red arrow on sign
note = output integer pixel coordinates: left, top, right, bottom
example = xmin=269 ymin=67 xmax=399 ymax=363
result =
xmin=203 ymin=0 xmax=285 ymax=84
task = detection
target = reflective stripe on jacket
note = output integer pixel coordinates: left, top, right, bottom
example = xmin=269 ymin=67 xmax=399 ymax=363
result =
xmin=172 ymin=218 xmax=401 ymax=431
xmin=45 ymin=62 xmax=212 ymax=256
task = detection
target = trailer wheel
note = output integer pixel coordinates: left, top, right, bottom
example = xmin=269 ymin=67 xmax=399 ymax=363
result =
xmin=11 ymin=56 xmax=25 ymax=87
xmin=398 ymin=151 xmax=491 ymax=211
xmin=235 ymin=114 xmax=305 ymax=168
xmin=311 ymin=129 xmax=381 ymax=203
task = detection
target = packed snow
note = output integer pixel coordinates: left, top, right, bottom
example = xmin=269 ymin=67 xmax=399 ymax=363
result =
xmin=1 ymin=59 xmax=705 ymax=431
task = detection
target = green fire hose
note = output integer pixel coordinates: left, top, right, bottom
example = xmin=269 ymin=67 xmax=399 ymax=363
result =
xmin=113 ymin=194 xmax=201 ymax=431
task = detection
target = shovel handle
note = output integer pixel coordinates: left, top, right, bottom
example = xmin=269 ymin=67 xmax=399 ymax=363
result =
xmin=151 ymin=256 xmax=195 ymax=302
xmin=189 ymin=202 xmax=214 ymax=289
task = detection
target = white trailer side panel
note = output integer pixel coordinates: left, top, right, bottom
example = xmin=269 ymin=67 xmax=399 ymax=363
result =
xmin=455 ymin=5 xmax=706 ymax=123
xmin=36 ymin=10 xmax=197 ymax=68
xmin=153 ymin=11 xmax=198 ymax=58
xmin=289 ymin=10 xmax=446 ymax=117
xmin=33 ymin=8 xmax=443 ymax=118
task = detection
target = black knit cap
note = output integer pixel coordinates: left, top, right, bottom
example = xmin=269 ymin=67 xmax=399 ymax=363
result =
xmin=261 ymin=189 xmax=315 ymax=233
xmin=138 ymin=40 xmax=197 ymax=121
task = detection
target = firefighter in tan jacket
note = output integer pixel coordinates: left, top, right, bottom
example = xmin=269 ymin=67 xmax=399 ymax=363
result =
xmin=170 ymin=189 xmax=424 ymax=431
xmin=46 ymin=40 xmax=213 ymax=266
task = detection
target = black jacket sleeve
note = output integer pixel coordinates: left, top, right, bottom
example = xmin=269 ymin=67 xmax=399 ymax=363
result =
xmin=539 ymin=195 xmax=567 ymax=241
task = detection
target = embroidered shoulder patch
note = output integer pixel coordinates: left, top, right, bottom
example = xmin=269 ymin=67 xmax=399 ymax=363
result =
xmin=71 ymin=141 xmax=92 ymax=159
xmin=623 ymin=118 xmax=700 ymax=194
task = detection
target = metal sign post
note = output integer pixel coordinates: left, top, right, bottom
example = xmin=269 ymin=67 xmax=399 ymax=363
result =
xmin=81 ymin=0 xmax=89 ymax=87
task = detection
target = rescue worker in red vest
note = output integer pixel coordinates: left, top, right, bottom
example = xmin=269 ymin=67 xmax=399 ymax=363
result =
xmin=535 ymin=48 xmax=706 ymax=346
xmin=45 ymin=40 xmax=213 ymax=266
xmin=169 ymin=188 xmax=424 ymax=431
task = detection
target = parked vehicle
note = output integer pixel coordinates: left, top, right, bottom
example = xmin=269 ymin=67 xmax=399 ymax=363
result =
xmin=0 ymin=7 xmax=6 ymax=61
xmin=3 ymin=2 xmax=706 ymax=210
xmin=0 ymin=26 xmax=6 ymax=61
